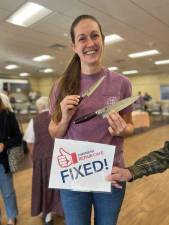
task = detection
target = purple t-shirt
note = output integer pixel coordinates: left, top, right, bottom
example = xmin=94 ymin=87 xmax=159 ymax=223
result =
xmin=50 ymin=67 xmax=133 ymax=167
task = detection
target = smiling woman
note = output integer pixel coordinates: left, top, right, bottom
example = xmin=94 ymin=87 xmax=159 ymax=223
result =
xmin=48 ymin=14 xmax=134 ymax=225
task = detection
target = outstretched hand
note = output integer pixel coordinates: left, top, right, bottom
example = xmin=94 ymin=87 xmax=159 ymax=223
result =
xmin=105 ymin=166 xmax=133 ymax=189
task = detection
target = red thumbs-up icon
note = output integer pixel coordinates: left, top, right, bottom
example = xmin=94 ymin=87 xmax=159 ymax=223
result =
xmin=57 ymin=148 xmax=78 ymax=168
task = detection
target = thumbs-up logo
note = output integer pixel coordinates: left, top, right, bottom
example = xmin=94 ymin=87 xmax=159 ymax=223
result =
xmin=57 ymin=148 xmax=78 ymax=168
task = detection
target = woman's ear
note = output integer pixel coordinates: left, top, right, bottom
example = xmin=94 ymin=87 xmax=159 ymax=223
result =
xmin=71 ymin=43 xmax=77 ymax=54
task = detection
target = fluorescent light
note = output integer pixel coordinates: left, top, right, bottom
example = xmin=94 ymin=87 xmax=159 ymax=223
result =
xmin=122 ymin=70 xmax=138 ymax=75
xmin=32 ymin=55 xmax=55 ymax=62
xmin=128 ymin=50 xmax=159 ymax=58
xmin=105 ymin=34 xmax=124 ymax=45
xmin=154 ymin=59 xmax=169 ymax=65
xmin=42 ymin=68 xmax=54 ymax=73
xmin=5 ymin=64 xmax=19 ymax=70
xmin=6 ymin=2 xmax=52 ymax=27
xmin=0 ymin=78 xmax=28 ymax=84
xmin=19 ymin=72 xmax=30 ymax=77
xmin=108 ymin=67 xmax=118 ymax=71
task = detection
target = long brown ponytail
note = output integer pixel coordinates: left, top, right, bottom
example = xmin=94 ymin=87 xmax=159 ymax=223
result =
xmin=50 ymin=54 xmax=81 ymax=122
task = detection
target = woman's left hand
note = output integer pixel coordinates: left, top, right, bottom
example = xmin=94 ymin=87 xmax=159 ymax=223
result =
xmin=107 ymin=112 xmax=127 ymax=136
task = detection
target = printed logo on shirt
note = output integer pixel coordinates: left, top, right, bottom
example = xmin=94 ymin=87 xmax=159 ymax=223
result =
xmin=105 ymin=96 xmax=118 ymax=106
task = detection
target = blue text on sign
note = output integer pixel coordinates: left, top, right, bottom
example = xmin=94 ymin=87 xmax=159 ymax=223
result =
xmin=60 ymin=159 xmax=108 ymax=183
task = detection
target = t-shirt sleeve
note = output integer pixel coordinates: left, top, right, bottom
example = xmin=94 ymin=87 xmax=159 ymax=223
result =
xmin=23 ymin=119 xmax=35 ymax=143
xmin=120 ymin=77 xmax=133 ymax=115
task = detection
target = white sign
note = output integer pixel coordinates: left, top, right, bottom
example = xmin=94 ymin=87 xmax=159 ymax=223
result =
xmin=49 ymin=139 xmax=115 ymax=192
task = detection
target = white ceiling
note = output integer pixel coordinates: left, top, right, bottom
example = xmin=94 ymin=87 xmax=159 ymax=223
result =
xmin=0 ymin=0 xmax=169 ymax=78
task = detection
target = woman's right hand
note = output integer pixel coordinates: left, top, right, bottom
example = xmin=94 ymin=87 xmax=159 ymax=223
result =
xmin=49 ymin=95 xmax=80 ymax=138
xmin=60 ymin=95 xmax=80 ymax=123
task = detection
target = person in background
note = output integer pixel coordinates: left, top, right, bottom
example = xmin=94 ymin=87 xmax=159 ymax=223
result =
xmin=143 ymin=92 xmax=152 ymax=102
xmin=134 ymin=91 xmax=145 ymax=110
xmin=48 ymin=14 xmax=134 ymax=225
xmin=106 ymin=141 xmax=169 ymax=188
xmin=23 ymin=96 xmax=63 ymax=225
xmin=143 ymin=92 xmax=152 ymax=111
xmin=0 ymin=93 xmax=22 ymax=225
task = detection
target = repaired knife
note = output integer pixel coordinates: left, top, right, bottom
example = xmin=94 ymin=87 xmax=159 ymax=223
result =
xmin=74 ymin=95 xmax=139 ymax=124
xmin=79 ymin=75 xmax=105 ymax=103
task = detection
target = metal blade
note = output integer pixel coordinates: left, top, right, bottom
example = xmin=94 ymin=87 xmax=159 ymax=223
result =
xmin=97 ymin=96 xmax=139 ymax=118
xmin=81 ymin=75 xmax=105 ymax=98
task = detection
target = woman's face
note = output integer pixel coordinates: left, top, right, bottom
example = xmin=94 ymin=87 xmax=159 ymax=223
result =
xmin=72 ymin=19 xmax=104 ymax=70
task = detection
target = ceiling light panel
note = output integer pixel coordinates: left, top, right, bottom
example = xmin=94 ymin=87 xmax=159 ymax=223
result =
xmin=19 ymin=72 xmax=30 ymax=77
xmin=32 ymin=55 xmax=55 ymax=62
xmin=0 ymin=79 xmax=28 ymax=84
xmin=5 ymin=64 xmax=19 ymax=70
xmin=154 ymin=59 xmax=169 ymax=65
xmin=105 ymin=34 xmax=124 ymax=45
xmin=43 ymin=68 xmax=54 ymax=73
xmin=6 ymin=2 xmax=52 ymax=27
xmin=128 ymin=50 xmax=160 ymax=58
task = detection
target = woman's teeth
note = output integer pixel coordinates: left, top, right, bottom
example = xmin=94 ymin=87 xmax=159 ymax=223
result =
xmin=85 ymin=50 xmax=96 ymax=55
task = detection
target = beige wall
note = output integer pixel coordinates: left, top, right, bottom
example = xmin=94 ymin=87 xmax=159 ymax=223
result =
xmin=127 ymin=72 xmax=169 ymax=100
xmin=28 ymin=76 xmax=57 ymax=96
xmin=28 ymin=72 xmax=169 ymax=101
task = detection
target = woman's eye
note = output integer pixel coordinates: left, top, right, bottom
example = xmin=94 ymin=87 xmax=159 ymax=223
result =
xmin=91 ymin=33 xmax=99 ymax=39
xmin=78 ymin=37 xmax=86 ymax=42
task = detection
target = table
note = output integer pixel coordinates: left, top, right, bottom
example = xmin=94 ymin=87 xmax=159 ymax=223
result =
xmin=132 ymin=111 xmax=150 ymax=128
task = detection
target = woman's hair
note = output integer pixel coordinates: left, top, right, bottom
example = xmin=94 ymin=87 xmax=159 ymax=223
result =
xmin=51 ymin=15 xmax=104 ymax=122
xmin=36 ymin=96 xmax=49 ymax=113
xmin=0 ymin=93 xmax=13 ymax=112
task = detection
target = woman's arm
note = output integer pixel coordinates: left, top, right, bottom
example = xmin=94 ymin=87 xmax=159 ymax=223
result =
xmin=27 ymin=143 xmax=34 ymax=159
xmin=106 ymin=141 xmax=169 ymax=188
xmin=128 ymin=141 xmax=169 ymax=179
xmin=49 ymin=119 xmax=70 ymax=138
xmin=0 ymin=143 xmax=5 ymax=152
